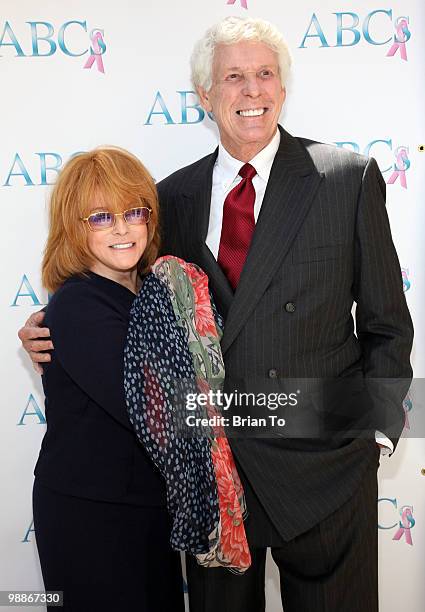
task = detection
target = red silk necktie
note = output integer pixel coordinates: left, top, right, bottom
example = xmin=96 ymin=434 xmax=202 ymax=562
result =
xmin=217 ymin=163 xmax=257 ymax=290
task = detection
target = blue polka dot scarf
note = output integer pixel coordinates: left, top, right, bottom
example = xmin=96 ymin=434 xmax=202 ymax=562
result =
xmin=124 ymin=256 xmax=251 ymax=572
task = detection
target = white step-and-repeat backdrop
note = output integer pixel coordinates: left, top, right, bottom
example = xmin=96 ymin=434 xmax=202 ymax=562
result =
xmin=1 ymin=1 xmax=424 ymax=610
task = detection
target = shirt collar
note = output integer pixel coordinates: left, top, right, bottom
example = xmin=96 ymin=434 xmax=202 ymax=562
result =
xmin=216 ymin=129 xmax=281 ymax=185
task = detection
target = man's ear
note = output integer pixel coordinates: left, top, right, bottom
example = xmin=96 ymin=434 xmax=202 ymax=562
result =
xmin=197 ymin=86 xmax=213 ymax=113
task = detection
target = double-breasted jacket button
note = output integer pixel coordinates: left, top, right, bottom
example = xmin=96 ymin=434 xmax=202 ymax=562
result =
xmin=284 ymin=301 xmax=296 ymax=313
xmin=268 ymin=368 xmax=278 ymax=379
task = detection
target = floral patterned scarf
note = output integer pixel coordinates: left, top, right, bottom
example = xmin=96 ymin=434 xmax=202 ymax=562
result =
xmin=124 ymin=255 xmax=251 ymax=573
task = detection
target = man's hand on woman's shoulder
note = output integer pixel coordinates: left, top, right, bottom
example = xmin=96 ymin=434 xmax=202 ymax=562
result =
xmin=18 ymin=311 xmax=53 ymax=374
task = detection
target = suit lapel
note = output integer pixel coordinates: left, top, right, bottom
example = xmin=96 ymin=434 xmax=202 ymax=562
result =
xmin=220 ymin=127 xmax=324 ymax=354
xmin=177 ymin=150 xmax=234 ymax=319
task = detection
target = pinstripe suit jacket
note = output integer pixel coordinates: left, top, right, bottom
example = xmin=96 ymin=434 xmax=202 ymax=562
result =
xmin=157 ymin=126 xmax=413 ymax=541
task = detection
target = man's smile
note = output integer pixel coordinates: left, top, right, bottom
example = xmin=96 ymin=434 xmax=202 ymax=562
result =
xmin=236 ymin=107 xmax=267 ymax=117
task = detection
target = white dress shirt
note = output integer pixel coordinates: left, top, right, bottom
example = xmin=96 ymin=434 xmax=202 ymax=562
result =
xmin=206 ymin=129 xmax=393 ymax=455
xmin=206 ymin=129 xmax=280 ymax=258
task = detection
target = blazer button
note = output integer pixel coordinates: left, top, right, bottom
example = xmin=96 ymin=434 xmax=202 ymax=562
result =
xmin=268 ymin=368 xmax=278 ymax=379
xmin=285 ymin=301 xmax=296 ymax=313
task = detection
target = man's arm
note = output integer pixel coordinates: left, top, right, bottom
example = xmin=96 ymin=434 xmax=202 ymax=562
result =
xmin=353 ymin=157 xmax=414 ymax=450
xmin=18 ymin=311 xmax=53 ymax=374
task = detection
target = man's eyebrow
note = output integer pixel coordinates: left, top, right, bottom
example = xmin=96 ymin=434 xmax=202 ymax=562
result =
xmin=223 ymin=64 xmax=277 ymax=71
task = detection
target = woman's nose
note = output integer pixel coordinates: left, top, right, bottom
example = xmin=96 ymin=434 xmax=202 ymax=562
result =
xmin=112 ymin=214 xmax=129 ymax=234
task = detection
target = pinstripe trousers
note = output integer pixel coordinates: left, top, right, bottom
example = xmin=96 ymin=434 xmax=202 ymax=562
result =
xmin=186 ymin=449 xmax=380 ymax=612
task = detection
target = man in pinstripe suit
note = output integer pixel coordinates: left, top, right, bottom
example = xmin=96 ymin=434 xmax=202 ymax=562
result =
xmin=20 ymin=16 xmax=413 ymax=612
xmin=157 ymin=16 xmax=413 ymax=612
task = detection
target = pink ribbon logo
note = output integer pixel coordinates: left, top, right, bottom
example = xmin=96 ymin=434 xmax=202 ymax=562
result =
xmin=401 ymin=269 xmax=411 ymax=293
xmin=386 ymin=17 xmax=410 ymax=61
xmin=83 ymin=30 xmax=106 ymax=74
xmin=403 ymin=394 xmax=412 ymax=429
xmin=227 ymin=0 xmax=248 ymax=9
xmin=387 ymin=146 xmax=409 ymax=189
xmin=393 ymin=506 xmax=415 ymax=545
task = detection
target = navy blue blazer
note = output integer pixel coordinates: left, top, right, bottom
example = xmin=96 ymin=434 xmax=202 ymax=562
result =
xmin=34 ymin=272 xmax=166 ymax=506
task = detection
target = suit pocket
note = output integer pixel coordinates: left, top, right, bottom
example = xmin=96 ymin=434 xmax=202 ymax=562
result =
xmin=292 ymin=244 xmax=346 ymax=264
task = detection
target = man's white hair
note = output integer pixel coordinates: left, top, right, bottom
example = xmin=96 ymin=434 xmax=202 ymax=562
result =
xmin=191 ymin=16 xmax=292 ymax=92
